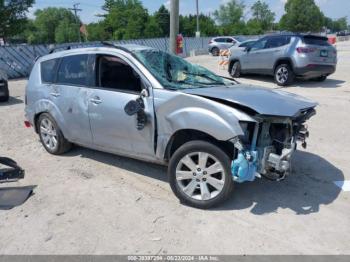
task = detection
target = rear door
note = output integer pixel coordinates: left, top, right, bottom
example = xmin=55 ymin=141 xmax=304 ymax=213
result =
xmin=242 ymin=37 xmax=268 ymax=71
xmin=50 ymin=54 xmax=93 ymax=146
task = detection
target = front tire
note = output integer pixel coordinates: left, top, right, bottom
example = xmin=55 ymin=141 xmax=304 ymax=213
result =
xmin=230 ymin=61 xmax=241 ymax=78
xmin=0 ymin=81 xmax=9 ymax=102
xmin=168 ymin=140 xmax=234 ymax=209
xmin=37 ymin=113 xmax=72 ymax=155
xmin=274 ymin=64 xmax=294 ymax=86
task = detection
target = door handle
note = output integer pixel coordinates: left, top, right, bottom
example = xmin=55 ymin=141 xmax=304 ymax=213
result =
xmin=50 ymin=92 xmax=60 ymax=97
xmin=90 ymin=97 xmax=102 ymax=104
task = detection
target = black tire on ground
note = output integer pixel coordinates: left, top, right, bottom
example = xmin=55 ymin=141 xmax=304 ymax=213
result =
xmin=230 ymin=61 xmax=241 ymax=78
xmin=274 ymin=64 xmax=295 ymax=86
xmin=0 ymin=81 xmax=9 ymax=102
xmin=37 ymin=113 xmax=72 ymax=155
xmin=168 ymin=140 xmax=234 ymax=209
xmin=314 ymin=75 xmax=327 ymax=82
xmin=211 ymin=47 xmax=220 ymax=56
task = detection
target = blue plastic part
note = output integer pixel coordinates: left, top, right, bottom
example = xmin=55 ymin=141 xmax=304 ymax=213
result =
xmin=231 ymin=150 xmax=258 ymax=183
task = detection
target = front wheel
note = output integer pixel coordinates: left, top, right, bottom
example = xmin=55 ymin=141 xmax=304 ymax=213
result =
xmin=230 ymin=61 xmax=241 ymax=78
xmin=211 ymin=47 xmax=220 ymax=56
xmin=274 ymin=64 xmax=294 ymax=86
xmin=168 ymin=141 xmax=234 ymax=209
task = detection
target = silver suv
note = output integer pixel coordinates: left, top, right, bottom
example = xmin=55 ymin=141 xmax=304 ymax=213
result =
xmin=25 ymin=43 xmax=317 ymax=208
xmin=208 ymin=36 xmax=246 ymax=56
xmin=229 ymin=34 xmax=337 ymax=86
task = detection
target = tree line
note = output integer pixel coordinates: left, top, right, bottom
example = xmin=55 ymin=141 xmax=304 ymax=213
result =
xmin=0 ymin=0 xmax=349 ymax=44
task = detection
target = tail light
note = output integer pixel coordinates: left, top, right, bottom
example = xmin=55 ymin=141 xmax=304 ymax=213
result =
xmin=296 ymin=47 xmax=316 ymax=53
xmin=24 ymin=121 xmax=31 ymax=128
xmin=209 ymin=40 xmax=213 ymax=44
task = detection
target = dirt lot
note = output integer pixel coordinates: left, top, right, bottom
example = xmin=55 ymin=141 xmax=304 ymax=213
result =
xmin=0 ymin=41 xmax=349 ymax=255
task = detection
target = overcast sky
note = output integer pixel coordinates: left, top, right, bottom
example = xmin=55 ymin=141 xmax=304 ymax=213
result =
xmin=29 ymin=0 xmax=350 ymax=24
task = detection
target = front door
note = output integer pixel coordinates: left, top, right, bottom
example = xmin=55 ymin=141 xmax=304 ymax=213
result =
xmin=88 ymin=54 xmax=156 ymax=159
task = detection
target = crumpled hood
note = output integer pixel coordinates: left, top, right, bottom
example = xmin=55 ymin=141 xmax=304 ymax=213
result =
xmin=182 ymin=84 xmax=317 ymax=117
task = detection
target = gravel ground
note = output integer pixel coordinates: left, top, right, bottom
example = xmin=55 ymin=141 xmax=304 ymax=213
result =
xmin=0 ymin=41 xmax=349 ymax=255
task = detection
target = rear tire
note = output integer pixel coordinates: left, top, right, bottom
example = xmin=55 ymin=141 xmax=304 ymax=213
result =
xmin=37 ymin=113 xmax=72 ymax=155
xmin=211 ymin=47 xmax=220 ymax=56
xmin=230 ymin=61 xmax=241 ymax=78
xmin=274 ymin=64 xmax=294 ymax=86
xmin=168 ymin=140 xmax=234 ymax=209
xmin=0 ymin=81 xmax=9 ymax=102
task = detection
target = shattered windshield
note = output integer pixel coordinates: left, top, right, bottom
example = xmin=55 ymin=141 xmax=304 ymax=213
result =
xmin=134 ymin=49 xmax=235 ymax=90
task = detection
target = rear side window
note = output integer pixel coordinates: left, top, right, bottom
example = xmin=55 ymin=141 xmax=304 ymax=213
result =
xmin=41 ymin=59 xmax=58 ymax=83
xmin=215 ymin=38 xmax=226 ymax=43
xmin=57 ymin=55 xmax=89 ymax=86
xmin=265 ymin=36 xmax=291 ymax=49
xmin=303 ymin=36 xmax=330 ymax=46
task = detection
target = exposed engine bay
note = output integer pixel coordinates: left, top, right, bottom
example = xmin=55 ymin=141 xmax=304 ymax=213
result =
xmin=232 ymin=108 xmax=315 ymax=182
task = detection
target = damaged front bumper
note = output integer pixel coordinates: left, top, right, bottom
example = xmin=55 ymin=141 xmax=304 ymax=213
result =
xmin=231 ymin=109 xmax=315 ymax=183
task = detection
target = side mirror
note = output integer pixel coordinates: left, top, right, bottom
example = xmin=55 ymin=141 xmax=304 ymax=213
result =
xmin=124 ymin=100 xmax=142 ymax=116
xmin=245 ymin=47 xmax=251 ymax=52
xmin=140 ymin=88 xmax=149 ymax=98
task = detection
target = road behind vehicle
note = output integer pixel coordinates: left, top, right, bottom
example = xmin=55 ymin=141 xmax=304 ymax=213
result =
xmin=25 ymin=43 xmax=316 ymax=209
xmin=208 ymin=36 xmax=246 ymax=56
xmin=229 ymin=34 xmax=337 ymax=86
xmin=0 ymin=69 xmax=9 ymax=102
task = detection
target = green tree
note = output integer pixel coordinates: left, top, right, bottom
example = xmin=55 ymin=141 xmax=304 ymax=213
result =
xmin=154 ymin=5 xmax=170 ymax=37
xmin=279 ymin=0 xmax=324 ymax=32
xmin=0 ymin=0 xmax=34 ymax=42
xmin=144 ymin=16 xmax=162 ymax=38
xmin=213 ymin=0 xmax=245 ymax=35
xmin=103 ymin=0 xmax=148 ymax=40
xmin=86 ymin=22 xmax=110 ymax=41
xmin=28 ymin=7 xmax=80 ymax=44
xmin=180 ymin=14 xmax=218 ymax=37
xmin=249 ymin=0 xmax=275 ymax=31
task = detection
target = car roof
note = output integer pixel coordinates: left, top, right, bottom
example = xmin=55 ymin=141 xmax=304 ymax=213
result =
xmin=38 ymin=43 xmax=154 ymax=62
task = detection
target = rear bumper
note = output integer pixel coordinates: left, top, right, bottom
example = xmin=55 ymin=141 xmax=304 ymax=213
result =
xmin=294 ymin=64 xmax=336 ymax=78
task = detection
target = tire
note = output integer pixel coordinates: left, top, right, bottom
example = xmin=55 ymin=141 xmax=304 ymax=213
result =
xmin=0 ymin=81 xmax=9 ymax=102
xmin=211 ymin=47 xmax=220 ymax=56
xmin=37 ymin=113 xmax=72 ymax=155
xmin=168 ymin=140 xmax=234 ymax=209
xmin=230 ymin=61 xmax=241 ymax=78
xmin=314 ymin=75 xmax=327 ymax=82
xmin=274 ymin=64 xmax=294 ymax=86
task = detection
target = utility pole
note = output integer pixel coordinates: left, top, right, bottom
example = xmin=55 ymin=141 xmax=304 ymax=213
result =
xmin=169 ymin=0 xmax=179 ymax=54
xmin=70 ymin=3 xmax=82 ymax=43
xmin=196 ymin=0 xmax=200 ymax=38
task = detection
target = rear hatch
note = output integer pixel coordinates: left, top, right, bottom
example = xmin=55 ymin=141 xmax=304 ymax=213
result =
xmin=301 ymin=35 xmax=337 ymax=64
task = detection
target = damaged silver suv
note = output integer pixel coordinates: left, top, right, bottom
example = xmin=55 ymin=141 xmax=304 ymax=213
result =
xmin=25 ymin=43 xmax=317 ymax=208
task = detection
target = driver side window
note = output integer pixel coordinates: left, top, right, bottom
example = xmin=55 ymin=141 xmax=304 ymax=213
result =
xmin=95 ymin=55 xmax=142 ymax=93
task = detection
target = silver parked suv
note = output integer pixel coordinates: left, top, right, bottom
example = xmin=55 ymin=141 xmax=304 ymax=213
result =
xmin=229 ymin=34 xmax=337 ymax=86
xmin=25 ymin=43 xmax=317 ymax=208
xmin=208 ymin=36 xmax=246 ymax=56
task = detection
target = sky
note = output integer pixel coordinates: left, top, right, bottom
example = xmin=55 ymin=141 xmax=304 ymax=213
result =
xmin=29 ymin=0 xmax=350 ymax=24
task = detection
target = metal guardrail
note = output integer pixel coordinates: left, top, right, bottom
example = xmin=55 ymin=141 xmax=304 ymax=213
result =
xmin=0 ymin=37 xmax=212 ymax=79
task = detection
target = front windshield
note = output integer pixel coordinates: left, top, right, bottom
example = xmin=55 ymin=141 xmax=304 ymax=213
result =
xmin=134 ymin=49 xmax=235 ymax=90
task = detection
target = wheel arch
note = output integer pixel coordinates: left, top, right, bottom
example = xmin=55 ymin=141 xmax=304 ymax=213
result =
xmin=164 ymin=129 xmax=235 ymax=162
xmin=273 ymin=58 xmax=295 ymax=73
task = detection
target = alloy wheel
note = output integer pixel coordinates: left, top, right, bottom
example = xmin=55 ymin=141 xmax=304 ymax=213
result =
xmin=40 ymin=118 xmax=58 ymax=151
xmin=175 ymin=152 xmax=225 ymax=201
xmin=276 ymin=66 xmax=289 ymax=84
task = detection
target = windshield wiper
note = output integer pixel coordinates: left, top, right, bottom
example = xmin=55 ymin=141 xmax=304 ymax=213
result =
xmin=183 ymin=72 xmax=226 ymax=85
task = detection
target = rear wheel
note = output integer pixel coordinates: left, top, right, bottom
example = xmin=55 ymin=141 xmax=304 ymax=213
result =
xmin=211 ymin=47 xmax=220 ymax=56
xmin=37 ymin=113 xmax=72 ymax=155
xmin=274 ymin=64 xmax=294 ymax=86
xmin=168 ymin=140 xmax=234 ymax=209
xmin=0 ymin=81 xmax=9 ymax=102
xmin=230 ymin=61 xmax=241 ymax=78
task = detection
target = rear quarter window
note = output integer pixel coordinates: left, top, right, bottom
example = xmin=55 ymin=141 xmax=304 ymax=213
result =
xmin=302 ymin=36 xmax=330 ymax=46
xmin=41 ymin=59 xmax=58 ymax=83
xmin=57 ymin=55 xmax=89 ymax=86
